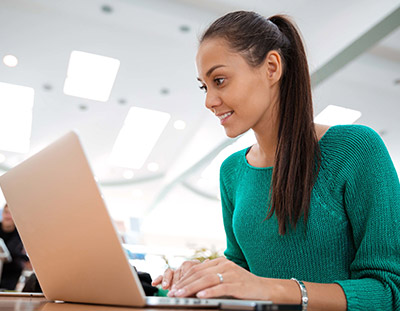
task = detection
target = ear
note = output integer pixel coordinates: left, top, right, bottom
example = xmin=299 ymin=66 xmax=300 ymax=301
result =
xmin=263 ymin=50 xmax=282 ymax=85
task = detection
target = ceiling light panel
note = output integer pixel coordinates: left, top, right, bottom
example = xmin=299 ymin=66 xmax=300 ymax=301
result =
xmin=110 ymin=107 xmax=171 ymax=169
xmin=0 ymin=82 xmax=34 ymax=153
xmin=63 ymin=51 xmax=120 ymax=102
xmin=314 ymin=105 xmax=362 ymax=126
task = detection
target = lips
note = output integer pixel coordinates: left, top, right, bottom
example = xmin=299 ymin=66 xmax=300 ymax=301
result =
xmin=218 ymin=111 xmax=233 ymax=120
xmin=217 ymin=111 xmax=233 ymax=124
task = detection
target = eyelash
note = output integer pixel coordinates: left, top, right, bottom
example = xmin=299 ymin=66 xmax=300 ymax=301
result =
xmin=199 ymin=85 xmax=207 ymax=93
xmin=199 ymin=78 xmax=225 ymax=93
xmin=214 ymin=78 xmax=225 ymax=86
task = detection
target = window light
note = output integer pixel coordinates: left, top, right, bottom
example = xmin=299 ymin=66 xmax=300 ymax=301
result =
xmin=314 ymin=105 xmax=361 ymax=126
xmin=110 ymin=107 xmax=171 ymax=169
xmin=0 ymin=82 xmax=34 ymax=153
xmin=63 ymin=51 xmax=120 ymax=102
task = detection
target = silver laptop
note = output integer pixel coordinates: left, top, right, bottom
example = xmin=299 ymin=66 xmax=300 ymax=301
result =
xmin=0 ymin=132 xmax=300 ymax=310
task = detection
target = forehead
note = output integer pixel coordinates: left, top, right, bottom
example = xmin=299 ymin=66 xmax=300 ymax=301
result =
xmin=196 ymin=38 xmax=245 ymax=78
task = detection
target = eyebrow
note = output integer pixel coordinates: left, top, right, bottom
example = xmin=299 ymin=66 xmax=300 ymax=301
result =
xmin=197 ymin=64 xmax=227 ymax=82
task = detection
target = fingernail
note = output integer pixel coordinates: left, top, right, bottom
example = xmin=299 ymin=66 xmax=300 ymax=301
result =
xmin=175 ymin=289 xmax=186 ymax=297
xmin=197 ymin=291 xmax=206 ymax=298
xmin=168 ymin=290 xmax=176 ymax=297
xmin=162 ymin=281 xmax=168 ymax=288
xmin=171 ymin=285 xmax=176 ymax=290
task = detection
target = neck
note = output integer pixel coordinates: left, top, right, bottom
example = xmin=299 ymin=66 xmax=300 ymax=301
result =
xmin=252 ymin=97 xmax=280 ymax=163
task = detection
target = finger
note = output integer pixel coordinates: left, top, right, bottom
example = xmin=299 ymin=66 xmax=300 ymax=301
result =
xmin=168 ymin=261 xmax=201 ymax=296
xmin=180 ymin=260 xmax=200 ymax=276
xmin=174 ymin=271 xmax=223 ymax=298
xmin=175 ymin=260 xmax=224 ymax=289
xmin=162 ymin=269 xmax=174 ymax=289
xmin=151 ymin=275 xmax=163 ymax=286
xmin=171 ymin=267 xmax=182 ymax=288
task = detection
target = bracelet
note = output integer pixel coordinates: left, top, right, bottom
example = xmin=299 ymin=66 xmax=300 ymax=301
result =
xmin=291 ymin=278 xmax=308 ymax=311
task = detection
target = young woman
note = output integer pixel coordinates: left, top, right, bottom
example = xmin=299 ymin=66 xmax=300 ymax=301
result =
xmin=152 ymin=11 xmax=400 ymax=310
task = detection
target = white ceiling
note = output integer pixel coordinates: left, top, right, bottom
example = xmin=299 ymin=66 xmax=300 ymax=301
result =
xmin=0 ymin=0 xmax=399 ymax=247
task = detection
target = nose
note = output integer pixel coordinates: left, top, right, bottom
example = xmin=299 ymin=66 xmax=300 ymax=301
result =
xmin=205 ymin=91 xmax=222 ymax=113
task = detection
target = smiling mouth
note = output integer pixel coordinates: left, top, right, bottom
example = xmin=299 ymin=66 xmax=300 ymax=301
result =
xmin=218 ymin=111 xmax=233 ymax=120
xmin=218 ymin=111 xmax=233 ymax=124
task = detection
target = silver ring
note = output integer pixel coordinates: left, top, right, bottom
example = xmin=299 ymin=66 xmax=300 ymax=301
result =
xmin=216 ymin=273 xmax=224 ymax=284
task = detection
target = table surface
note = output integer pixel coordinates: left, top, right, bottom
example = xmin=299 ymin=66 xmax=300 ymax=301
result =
xmin=0 ymin=294 xmax=213 ymax=311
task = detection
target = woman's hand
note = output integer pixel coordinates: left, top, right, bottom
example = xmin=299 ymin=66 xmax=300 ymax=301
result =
xmin=167 ymin=257 xmax=271 ymax=300
xmin=151 ymin=260 xmax=202 ymax=290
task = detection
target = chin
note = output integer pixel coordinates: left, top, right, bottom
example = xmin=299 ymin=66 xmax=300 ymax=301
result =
xmin=224 ymin=128 xmax=243 ymax=139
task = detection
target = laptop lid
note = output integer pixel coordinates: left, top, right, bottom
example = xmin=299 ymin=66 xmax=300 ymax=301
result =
xmin=0 ymin=132 xmax=146 ymax=307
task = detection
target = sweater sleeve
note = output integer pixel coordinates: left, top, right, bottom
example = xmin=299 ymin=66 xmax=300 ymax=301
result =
xmin=333 ymin=126 xmax=400 ymax=310
xmin=220 ymin=156 xmax=249 ymax=270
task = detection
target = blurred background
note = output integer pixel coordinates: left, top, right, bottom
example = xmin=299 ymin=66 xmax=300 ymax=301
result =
xmin=0 ymin=0 xmax=399 ymax=278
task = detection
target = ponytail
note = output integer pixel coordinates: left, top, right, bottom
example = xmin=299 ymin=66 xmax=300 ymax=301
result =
xmin=201 ymin=11 xmax=320 ymax=235
xmin=267 ymin=15 xmax=320 ymax=234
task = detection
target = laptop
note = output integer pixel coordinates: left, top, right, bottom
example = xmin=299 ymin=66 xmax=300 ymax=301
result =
xmin=0 ymin=132 xmax=301 ymax=310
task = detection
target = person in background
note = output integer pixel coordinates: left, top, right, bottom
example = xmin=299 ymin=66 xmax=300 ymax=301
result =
xmin=0 ymin=204 xmax=30 ymax=290
xmin=152 ymin=10 xmax=400 ymax=311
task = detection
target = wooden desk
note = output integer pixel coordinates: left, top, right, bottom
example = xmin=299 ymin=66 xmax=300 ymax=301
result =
xmin=0 ymin=294 xmax=209 ymax=311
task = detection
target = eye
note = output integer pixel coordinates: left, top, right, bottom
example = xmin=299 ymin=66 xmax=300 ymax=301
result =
xmin=199 ymin=84 xmax=207 ymax=93
xmin=214 ymin=78 xmax=225 ymax=86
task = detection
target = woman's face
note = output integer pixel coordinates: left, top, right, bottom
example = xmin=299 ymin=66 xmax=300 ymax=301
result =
xmin=196 ymin=38 xmax=279 ymax=138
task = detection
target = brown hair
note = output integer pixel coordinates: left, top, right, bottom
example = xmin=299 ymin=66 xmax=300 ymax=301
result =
xmin=201 ymin=11 xmax=320 ymax=235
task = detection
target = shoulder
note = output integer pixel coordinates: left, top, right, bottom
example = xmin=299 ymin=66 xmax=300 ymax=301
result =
xmin=320 ymin=125 xmax=397 ymax=179
xmin=321 ymin=124 xmax=386 ymax=156
xmin=220 ymin=147 xmax=248 ymax=184
xmin=220 ymin=147 xmax=247 ymax=172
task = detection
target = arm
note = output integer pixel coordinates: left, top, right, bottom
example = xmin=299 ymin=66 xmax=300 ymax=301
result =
xmin=170 ymin=257 xmax=347 ymax=310
xmin=332 ymin=127 xmax=400 ymax=310
xmin=220 ymin=168 xmax=249 ymax=270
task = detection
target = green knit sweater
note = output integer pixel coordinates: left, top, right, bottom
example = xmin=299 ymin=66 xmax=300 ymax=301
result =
xmin=220 ymin=125 xmax=400 ymax=310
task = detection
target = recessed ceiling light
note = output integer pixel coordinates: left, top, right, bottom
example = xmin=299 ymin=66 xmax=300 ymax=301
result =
xmin=63 ymin=51 xmax=120 ymax=102
xmin=314 ymin=105 xmax=361 ymax=126
xmin=0 ymin=153 xmax=6 ymax=164
xmin=43 ymin=83 xmax=53 ymax=91
xmin=179 ymin=25 xmax=191 ymax=33
xmin=0 ymin=82 xmax=34 ymax=153
xmin=160 ymin=88 xmax=170 ymax=95
xmin=123 ymin=170 xmax=134 ymax=179
xmin=3 ymin=55 xmax=18 ymax=67
xmin=110 ymin=107 xmax=171 ymax=169
xmin=173 ymin=120 xmax=186 ymax=130
xmin=147 ymin=162 xmax=159 ymax=172
xmin=79 ymin=104 xmax=88 ymax=111
xmin=101 ymin=5 xmax=113 ymax=13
